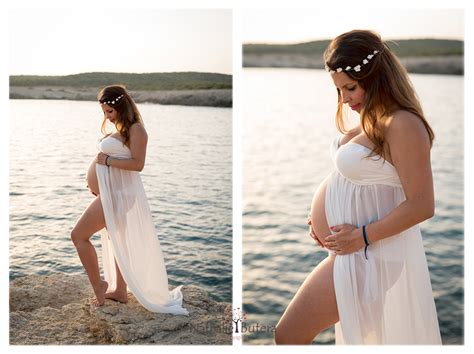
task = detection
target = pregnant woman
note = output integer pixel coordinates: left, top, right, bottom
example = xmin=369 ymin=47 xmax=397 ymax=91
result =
xmin=71 ymin=85 xmax=188 ymax=315
xmin=275 ymin=30 xmax=441 ymax=344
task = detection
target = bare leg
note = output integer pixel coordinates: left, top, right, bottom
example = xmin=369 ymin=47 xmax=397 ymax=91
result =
xmin=275 ymin=255 xmax=339 ymax=344
xmin=105 ymin=259 xmax=129 ymax=303
xmin=71 ymin=196 xmax=108 ymax=306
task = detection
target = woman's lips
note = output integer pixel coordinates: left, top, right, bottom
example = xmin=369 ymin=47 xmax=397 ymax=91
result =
xmin=350 ymin=103 xmax=360 ymax=110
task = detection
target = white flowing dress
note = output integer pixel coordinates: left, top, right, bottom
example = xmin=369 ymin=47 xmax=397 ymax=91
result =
xmin=96 ymin=135 xmax=189 ymax=315
xmin=325 ymin=134 xmax=441 ymax=344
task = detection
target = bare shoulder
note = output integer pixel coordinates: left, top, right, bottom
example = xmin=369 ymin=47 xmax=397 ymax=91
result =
xmin=129 ymin=122 xmax=148 ymax=141
xmin=384 ymin=110 xmax=429 ymax=148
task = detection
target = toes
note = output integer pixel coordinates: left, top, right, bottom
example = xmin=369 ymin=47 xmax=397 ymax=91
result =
xmin=91 ymin=298 xmax=104 ymax=307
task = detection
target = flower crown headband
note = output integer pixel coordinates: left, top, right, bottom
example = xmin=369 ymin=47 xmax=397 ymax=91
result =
xmin=325 ymin=49 xmax=380 ymax=74
xmin=100 ymin=94 xmax=124 ymax=105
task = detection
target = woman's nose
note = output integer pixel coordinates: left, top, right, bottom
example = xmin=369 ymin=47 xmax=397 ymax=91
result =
xmin=341 ymin=93 xmax=350 ymax=104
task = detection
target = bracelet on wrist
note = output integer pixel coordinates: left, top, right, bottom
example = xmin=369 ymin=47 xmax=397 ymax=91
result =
xmin=105 ymin=156 xmax=110 ymax=166
xmin=362 ymin=225 xmax=370 ymax=260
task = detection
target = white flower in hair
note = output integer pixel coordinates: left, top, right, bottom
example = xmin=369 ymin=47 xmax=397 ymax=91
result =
xmin=100 ymin=94 xmax=124 ymax=105
xmin=325 ymin=48 xmax=380 ymax=74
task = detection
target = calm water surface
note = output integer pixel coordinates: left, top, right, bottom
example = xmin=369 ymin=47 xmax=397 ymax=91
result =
xmin=10 ymin=99 xmax=232 ymax=303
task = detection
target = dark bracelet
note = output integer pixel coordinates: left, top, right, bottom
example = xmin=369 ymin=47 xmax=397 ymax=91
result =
xmin=105 ymin=156 xmax=110 ymax=166
xmin=362 ymin=224 xmax=370 ymax=260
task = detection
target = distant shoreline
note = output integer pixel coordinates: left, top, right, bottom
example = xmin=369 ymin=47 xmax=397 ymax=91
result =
xmin=243 ymin=54 xmax=463 ymax=76
xmin=243 ymin=38 xmax=463 ymax=75
xmin=9 ymin=86 xmax=232 ymax=108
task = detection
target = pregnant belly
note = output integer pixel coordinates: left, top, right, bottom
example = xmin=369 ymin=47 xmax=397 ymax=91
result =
xmin=310 ymin=174 xmax=332 ymax=245
xmin=86 ymin=159 xmax=99 ymax=196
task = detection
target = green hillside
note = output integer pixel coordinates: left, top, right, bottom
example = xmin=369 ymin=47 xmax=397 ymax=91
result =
xmin=9 ymin=72 xmax=232 ymax=90
xmin=243 ymin=38 xmax=463 ymax=57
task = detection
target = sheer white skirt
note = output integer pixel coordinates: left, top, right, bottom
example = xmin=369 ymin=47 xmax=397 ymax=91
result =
xmin=97 ymin=163 xmax=188 ymax=315
xmin=325 ymin=171 xmax=441 ymax=344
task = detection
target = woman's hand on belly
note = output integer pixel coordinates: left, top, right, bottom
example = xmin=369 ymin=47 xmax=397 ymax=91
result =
xmin=86 ymin=184 xmax=98 ymax=197
xmin=324 ymin=224 xmax=365 ymax=255
xmin=96 ymin=152 xmax=109 ymax=165
xmin=307 ymin=215 xmax=325 ymax=248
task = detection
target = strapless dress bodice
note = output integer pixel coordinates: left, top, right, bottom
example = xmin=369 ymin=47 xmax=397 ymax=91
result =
xmin=330 ymin=135 xmax=401 ymax=187
xmin=97 ymin=135 xmax=131 ymax=159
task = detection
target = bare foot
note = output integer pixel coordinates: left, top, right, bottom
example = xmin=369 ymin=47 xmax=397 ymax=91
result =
xmin=91 ymin=280 xmax=108 ymax=307
xmin=105 ymin=289 xmax=129 ymax=303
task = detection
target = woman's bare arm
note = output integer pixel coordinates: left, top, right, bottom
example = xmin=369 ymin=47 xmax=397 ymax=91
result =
xmin=360 ymin=110 xmax=435 ymax=243
xmin=98 ymin=123 xmax=148 ymax=172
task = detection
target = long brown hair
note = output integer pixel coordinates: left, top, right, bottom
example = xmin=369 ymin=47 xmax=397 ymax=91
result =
xmin=97 ymin=85 xmax=144 ymax=147
xmin=324 ymin=30 xmax=435 ymax=162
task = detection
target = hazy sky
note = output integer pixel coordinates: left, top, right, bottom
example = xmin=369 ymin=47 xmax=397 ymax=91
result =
xmin=9 ymin=8 xmax=232 ymax=75
xmin=243 ymin=8 xmax=464 ymax=43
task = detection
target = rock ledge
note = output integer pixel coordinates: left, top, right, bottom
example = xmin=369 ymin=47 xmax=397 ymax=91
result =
xmin=10 ymin=273 xmax=232 ymax=345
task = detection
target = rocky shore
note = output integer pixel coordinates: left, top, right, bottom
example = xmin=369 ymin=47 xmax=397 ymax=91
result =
xmin=243 ymin=54 xmax=463 ymax=75
xmin=9 ymin=86 xmax=232 ymax=108
xmin=9 ymin=273 xmax=232 ymax=345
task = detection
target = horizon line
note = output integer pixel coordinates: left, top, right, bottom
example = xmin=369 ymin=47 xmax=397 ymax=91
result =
xmin=243 ymin=36 xmax=465 ymax=46
xmin=9 ymin=70 xmax=233 ymax=77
